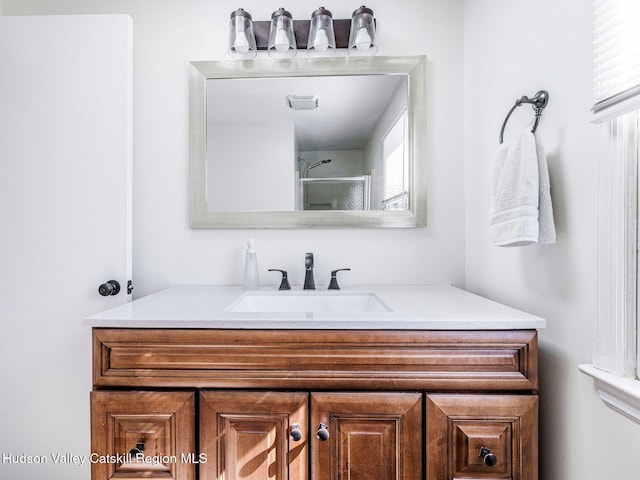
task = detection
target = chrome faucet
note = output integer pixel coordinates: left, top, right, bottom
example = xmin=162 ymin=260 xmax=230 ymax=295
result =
xmin=304 ymin=253 xmax=315 ymax=290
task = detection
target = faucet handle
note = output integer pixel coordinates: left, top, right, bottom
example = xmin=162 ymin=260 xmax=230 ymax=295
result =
xmin=328 ymin=269 xmax=351 ymax=290
xmin=268 ymin=269 xmax=291 ymax=290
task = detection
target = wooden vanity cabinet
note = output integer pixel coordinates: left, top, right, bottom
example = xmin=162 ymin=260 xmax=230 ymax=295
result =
xmin=90 ymin=328 xmax=539 ymax=480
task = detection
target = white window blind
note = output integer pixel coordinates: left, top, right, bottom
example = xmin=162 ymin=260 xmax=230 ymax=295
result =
xmin=593 ymin=0 xmax=640 ymax=114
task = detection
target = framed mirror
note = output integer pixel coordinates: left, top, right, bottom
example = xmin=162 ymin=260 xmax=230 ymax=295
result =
xmin=189 ymin=55 xmax=426 ymax=228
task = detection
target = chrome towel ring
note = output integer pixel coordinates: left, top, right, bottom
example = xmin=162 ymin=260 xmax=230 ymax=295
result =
xmin=499 ymin=90 xmax=549 ymax=144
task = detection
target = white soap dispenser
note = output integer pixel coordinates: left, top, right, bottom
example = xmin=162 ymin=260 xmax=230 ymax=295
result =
xmin=242 ymin=239 xmax=260 ymax=289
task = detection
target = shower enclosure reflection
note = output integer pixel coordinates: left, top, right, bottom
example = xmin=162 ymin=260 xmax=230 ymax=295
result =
xmin=299 ymin=176 xmax=370 ymax=210
xmin=297 ymin=157 xmax=369 ymax=210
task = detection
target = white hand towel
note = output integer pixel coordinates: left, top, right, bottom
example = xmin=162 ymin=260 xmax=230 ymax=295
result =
xmin=535 ymin=133 xmax=556 ymax=244
xmin=489 ymin=126 xmax=556 ymax=247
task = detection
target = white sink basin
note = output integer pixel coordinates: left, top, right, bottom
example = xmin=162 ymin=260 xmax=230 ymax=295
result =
xmin=225 ymin=290 xmax=392 ymax=313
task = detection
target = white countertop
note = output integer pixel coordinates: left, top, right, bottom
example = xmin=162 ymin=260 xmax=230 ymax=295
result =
xmin=84 ymin=285 xmax=545 ymax=330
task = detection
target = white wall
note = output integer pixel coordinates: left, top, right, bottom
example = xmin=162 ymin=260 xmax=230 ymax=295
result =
xmin=4 ymin=0 xmax=465 ymax=293
xmin=463 ymin=1 xmax=640 ymax=479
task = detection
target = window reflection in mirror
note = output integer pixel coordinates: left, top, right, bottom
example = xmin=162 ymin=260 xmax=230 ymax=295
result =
xmin=380 ymin=109 xmax=408 ymax=210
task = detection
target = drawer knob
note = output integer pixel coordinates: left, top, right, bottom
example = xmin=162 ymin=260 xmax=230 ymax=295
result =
xmin=316 ymin=423 xmax=330 ymax=441
xmin=479 ymin=447 xmax=497 ymax=467
xmin=289 ymin=424 xmax=302 ymax=441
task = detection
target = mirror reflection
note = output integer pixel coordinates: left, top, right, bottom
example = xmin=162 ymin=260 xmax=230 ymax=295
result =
xmin=189 ymin=56 xmax=426 ymax=228
xmin=206 ymin=74 xmax=408 ymax=212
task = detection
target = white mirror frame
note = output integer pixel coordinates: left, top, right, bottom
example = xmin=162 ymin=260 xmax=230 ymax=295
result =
xmin=189 ymin=55 xmax=427 ymax=228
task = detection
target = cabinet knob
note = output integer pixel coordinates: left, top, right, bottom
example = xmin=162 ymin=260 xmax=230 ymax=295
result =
xmin=316 ymin=423 xmax=330 ymax=441
xmin=98 ymin=280 xmax=121 ymax=296
xmin=479 ymin=447 xmax=497 ymax=467
xmin=289 ymin=424 xmax=302 ymax=441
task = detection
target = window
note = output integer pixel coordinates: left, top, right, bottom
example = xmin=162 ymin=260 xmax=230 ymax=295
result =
xmin=580 ymin=0 xmax=640 ymax=423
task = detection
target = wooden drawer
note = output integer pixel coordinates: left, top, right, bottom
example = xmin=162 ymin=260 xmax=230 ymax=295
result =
xmin=93 ymin=329 xmax=538 ymax=391
xmin=90 ymin=391 xmax=195 ymax=480
xmin=426 ymin=394 xmax=538 ymax=480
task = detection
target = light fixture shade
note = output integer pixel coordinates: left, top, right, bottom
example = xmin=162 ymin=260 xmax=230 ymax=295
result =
xmin=307 ymin=7 xmax=336 ymax=57
xmin=228 ymin=8 xmax=257 ymax=59
xmin=268 ymin=8 xmax=297 ymax=59
xmin=348 ymin=5 xmax=377 ymax=56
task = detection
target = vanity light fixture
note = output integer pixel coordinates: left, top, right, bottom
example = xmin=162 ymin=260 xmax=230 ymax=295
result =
xmin=228 ymin=8 xmax=257 ymax=59
xmin=348 ymin=5 xmax=377 ymax=56
xmin=307 ymin=7 xmax=336 ymax=57
xmin=268 ymin=8 xmax=297 ymax=59
xmin=227 ymin=6 xmax=378 ymax=59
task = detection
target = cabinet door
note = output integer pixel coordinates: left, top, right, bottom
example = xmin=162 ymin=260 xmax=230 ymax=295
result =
xmin=426 ymin=394 xmax=538 ymax=480
xmin=90 ymin=391 xmax=195 ymax=480
xmin=199 ymin=391 xmax=308 ymax=480
xmin=311 ymin=392 xmax=422 ymax=480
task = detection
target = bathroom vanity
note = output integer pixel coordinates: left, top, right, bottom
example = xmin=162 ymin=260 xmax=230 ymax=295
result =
xmin=86 ymin=285 xmax=543 ymax=480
